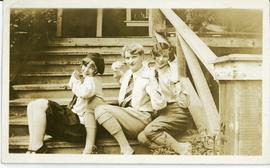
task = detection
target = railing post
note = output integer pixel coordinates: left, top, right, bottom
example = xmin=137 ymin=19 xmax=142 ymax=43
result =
xmin=214 ymin=54 xmax=262 ymax=155
xmin=175 ymin=38 xmax=187 ymax=77
xmin=96 ymin=9 xmax=103 ymax=37
xmin=56 ymin=9 xmax=63 ymax=37
xmin=148 ymin=9 xmax=166 ymax=37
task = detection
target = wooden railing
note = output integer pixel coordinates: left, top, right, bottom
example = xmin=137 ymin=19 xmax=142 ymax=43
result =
xmin=151 ymin=9 xmax=220 ymax=135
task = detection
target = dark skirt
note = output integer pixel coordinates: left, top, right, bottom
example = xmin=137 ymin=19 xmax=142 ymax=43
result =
xmin=45 ymin=100 xmax=86 ymax=143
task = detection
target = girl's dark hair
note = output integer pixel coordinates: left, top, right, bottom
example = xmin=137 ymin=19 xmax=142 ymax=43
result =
xmin=82 ymin=53 xmax=105 ymax=75
xmin=151 ymin=43 xmax=175 ymax=62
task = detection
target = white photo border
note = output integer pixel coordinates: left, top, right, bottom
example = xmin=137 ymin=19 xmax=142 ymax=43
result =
xmin=2 ymin=0 xmax=270 ymax=164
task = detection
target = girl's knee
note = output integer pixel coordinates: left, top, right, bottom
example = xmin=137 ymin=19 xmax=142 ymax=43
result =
xmin=27 ymin=99 xmax=49 ymax=114
xmin=137 ymin=131 xmax=147 ymax=144
xmin=144 ymin=124 xmax=161 ymax=140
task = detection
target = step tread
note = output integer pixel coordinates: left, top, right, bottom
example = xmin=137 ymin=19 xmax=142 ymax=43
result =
xmin=27 ymin=60 xmax=118 ymax=66
xmin=12 ymin=50 xmax=151 ymax=56
xmin=12 ymin=83 xmax=120 ymax=91
xmin=20 ymin=72 xmax=113 ymax=77
xmin=10 ymin=97 xmax=119 ymax=106
xmin=9 ymin=135 xmax=139 ymax=149
xmin=48 ymin=37 xmax=154 ymax=47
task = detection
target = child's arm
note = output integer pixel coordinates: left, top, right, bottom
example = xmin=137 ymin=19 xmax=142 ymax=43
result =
xmin=69 ymin=75 xmax=96 ymax=98
xmin=174 ymin=79 xmax=190 ymax=108
xmin=145 ymin=69 xmax=167 ymax=111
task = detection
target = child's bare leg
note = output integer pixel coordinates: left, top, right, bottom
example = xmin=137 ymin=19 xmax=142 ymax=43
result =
xmin=83 ymin=113 xmax=97 ymax=154
xmin=27 ymin=99 xmax=48 ymax=152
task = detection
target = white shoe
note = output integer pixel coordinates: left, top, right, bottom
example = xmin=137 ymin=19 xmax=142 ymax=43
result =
xmin=121 ymin=148 xmax=135 ymax=155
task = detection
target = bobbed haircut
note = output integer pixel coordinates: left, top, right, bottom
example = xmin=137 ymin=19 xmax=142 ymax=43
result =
xmin=151 ymin=42 xmax=175 ymax=62
xmin=81 ymin=53 xmax=105 ymax=75
xmin=121 ymin=43 xmax=144 ymax=58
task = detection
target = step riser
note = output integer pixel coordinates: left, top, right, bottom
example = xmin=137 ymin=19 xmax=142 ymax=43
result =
xmin=27 ymin=55 xmax=123 ymax=66
xmin=14 ymin=89 xmax=119 ymax=99
xmin=18 ymin=75 xmax=117 ymax=84
xmin=10 ymin=125 xmax=29 ymax=137
xmin=46 ymin=46 xmax=152 ymax=53
xmin=10 ymin=100 xmax=119 ymax=116
xmin=25 ymin=64 xmax=116 ymax=74
xmin=10 ymin=124 xmax=114 ymax=138
xmin=10 ymin=106 xmax=26 ymax=117
xmin=25 ymin=53 xmax=151 ymax=65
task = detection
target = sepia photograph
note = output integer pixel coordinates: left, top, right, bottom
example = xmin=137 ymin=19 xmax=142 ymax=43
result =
xmin=2 ymin=0 xmax=270 ymax=164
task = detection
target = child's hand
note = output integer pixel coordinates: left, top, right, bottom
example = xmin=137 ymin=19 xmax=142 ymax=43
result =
xmin=72 ymin=70 xmax=82 ymax=80
xmin=146 ymin=70 xmax=159 ymax=91
xmin=112 ymin=61 xmax=125 ymax=81
xmin=112 ymin=61 xmax=125 ymax=72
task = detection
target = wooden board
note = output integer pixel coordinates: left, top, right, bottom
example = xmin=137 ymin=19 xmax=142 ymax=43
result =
xmin=181 ymin=78 xmax=207 ymax=131
xmin=219 ymin=81 xmax=262 ymax=155
xmin=178 ymin=34 xmax=219 ymax=135
xmin=48 ymin=37 xmax=154 ymax=47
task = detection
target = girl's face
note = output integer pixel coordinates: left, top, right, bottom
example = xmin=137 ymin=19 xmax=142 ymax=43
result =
xmin=81 ymin=59 xmax=97 ymax=77
xmin=155 ymin=49 xmax=170 ymax=68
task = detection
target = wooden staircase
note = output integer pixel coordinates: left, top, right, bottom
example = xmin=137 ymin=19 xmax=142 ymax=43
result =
xmin=9 ymin=37 xmax=159 ymax=154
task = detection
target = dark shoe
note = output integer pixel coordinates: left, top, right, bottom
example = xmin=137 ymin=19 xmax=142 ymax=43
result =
xmin=26 ymin=144 xmax=47 ymax=154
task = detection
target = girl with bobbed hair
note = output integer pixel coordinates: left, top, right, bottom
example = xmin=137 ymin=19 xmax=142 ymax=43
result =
xmin=26 ymin=53 xmax=105 ymax=154
xmin=138 ymin=38 xmax=193 ymax=155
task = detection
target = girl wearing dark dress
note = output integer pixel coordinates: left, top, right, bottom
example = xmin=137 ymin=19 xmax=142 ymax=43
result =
xmin=26 ymin=53 xmax=105 ymax=154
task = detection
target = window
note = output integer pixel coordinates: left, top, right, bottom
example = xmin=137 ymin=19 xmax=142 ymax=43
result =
xmin=125 ymin=9 xmax=149 ymax=27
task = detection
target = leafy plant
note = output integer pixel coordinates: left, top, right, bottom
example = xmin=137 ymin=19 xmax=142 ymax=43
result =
xmin=151 ymin=146 xmax=177 ymax=155
xmin=186 ymin=128 xmax=221 ymax=155
xmin=10 ymin=9 xmax=57 ymax=86
xmin=10 ymin=9 xmax=57 ymax=51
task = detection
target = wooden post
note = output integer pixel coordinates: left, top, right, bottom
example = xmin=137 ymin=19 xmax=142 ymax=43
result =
xmin=56 ymin=9 xmax=63 ymax=37
xmin=175 ymin=37 xmax=187 ymax=77
xmin=126 ymin=8 xmax=131 ymax=21
xmin=182 ymin=78 xmax=208 ymax=131
xmin=214 ymin=54 xmax=262 ymax=155
xmin=148 ymin=9 xmax=166 ymax=37
xmin=96 ymin=9 xmax=103 ymax=37
xmin=177 ymin=33 xmax=220 ymax=135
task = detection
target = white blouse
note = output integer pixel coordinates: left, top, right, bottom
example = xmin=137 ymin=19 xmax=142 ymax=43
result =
xmin=157 ymin=61 xmax=188 ymax=105
xmin=68 ymin=74 xmax=103 ymax=123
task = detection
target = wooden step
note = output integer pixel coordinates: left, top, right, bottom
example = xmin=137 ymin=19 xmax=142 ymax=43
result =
xmin=48 ymin=37 xmax=154 ymax=47
xmin=18 ymin=72 xmax=117 ymax=84
xmin=9 ymin=115 xmax=113 ymax=137
xmin=9 ymin=97 xmax=118 ymax=137
xmin=16 ymin=48 xmax=152 ymax=56
xmin=9 ymin=135 xmax=151 ymax=154
xmin=24 ymin=61 xmax=116 ymax=74
xmin=9 ymin=114 xmax=194 ymax=142
xmin=10 ymin=97 xmax=118 ymax=115
xmin=11 ymin=83 xmax=120 ymax=99
xmin=26 ymin=55 xmax=123 ymax=66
